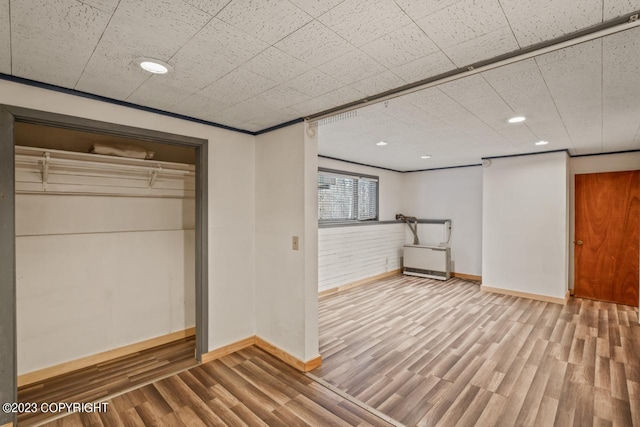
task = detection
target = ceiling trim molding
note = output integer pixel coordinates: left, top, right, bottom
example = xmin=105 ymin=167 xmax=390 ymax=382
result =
xmin=482 ymin=149 xmax=569 ymax=160
xmin=0 ymin=73 xmax=256 ymax=136
xmin=319 ymin=154 xmax=483 ymax=173
xmin=318 ymin=155 xmax=404 ymax=173
xmin=306 ymin=11 xmax=640 ymax=123
xmin=320 ymin=148 xmax=639 ymax=173
xmin=403 ymin=164 xmax=483 ymax=173
xmin=570 ymin=149 xmax=640 ymax=158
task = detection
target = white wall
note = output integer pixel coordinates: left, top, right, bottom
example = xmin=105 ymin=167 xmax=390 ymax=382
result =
xmin=568 ymin=152 xmax=640 ymax=289
xmin=402 ymin=166 xmax=483 ymax=276
xmin=0 ymin=80 xmax=256 ymax=353
xmin=318 ymin=157 xmax=404 ymax=221
xmin=255 ymin=122 xmax=319 ymax=363
xmin=16 ymin=195 xmax=194 ymax=374
xmin=482 ymin=151 xmax=569 ymax=299
xmin=316 ymin=159 xmax=483 ymax=282
xmin=318 ymin=223 xmax=405 ymax=292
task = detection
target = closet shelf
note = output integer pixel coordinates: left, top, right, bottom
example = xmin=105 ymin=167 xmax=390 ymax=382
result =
xmin=15 ymin=146 xmax=195 ymax=198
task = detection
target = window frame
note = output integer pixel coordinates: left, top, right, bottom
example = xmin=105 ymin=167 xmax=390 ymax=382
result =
xmin=317 ymin=167 xmax=380 ymax=224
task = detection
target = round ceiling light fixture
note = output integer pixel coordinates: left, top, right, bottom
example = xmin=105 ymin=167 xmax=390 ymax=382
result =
xmin=421 ymin=155 xmax=431 ymax=159
xmin=508 ymin=116 xmax=526 ymax=123
xmin=136 ymin=57 xmax=172 ymax=74
xmin=376 ymin=141 xmax=388 ymax=146
xmin=535 ymin=140 xmax=549 ymax=146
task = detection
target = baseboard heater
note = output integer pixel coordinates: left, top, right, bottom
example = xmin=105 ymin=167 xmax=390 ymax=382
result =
xmin=403 ymin=245 xmax=451 ymax=280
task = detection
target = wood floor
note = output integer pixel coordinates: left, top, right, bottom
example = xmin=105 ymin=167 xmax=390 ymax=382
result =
xmin=41 ymin=346 xmax=390 ymax=427
xmin=21 ymin=275 xmax=640 ymax=426
xmin=314 ymin=275 xmax=640 ymax=426
xmin=18 ymin=337 xmax=197 ymax=426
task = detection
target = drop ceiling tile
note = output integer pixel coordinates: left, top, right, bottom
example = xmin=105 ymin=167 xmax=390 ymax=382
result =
xmin=454 ymin=96 xmax=515 ymax=130
xmin=76 ymin=0 xmax=213 ymax=97
xmin=172 ymin=94 xmax=233 ymax=120
xmin=393 ymin=0 xmax=464 ymax=20
xmin=444 ymin=26 xmax=520 ymax=67
xmin=405 ymin=87 xmax=468 ymax=118
xmin=360 ymin=23 xmax=439 ymax=69
xmin=604 ymin=0 xmax=640 ymax=19
xmin=288 ymin=97 xmax=333 ymax=116
xmin=11 ymin=0 xmax=112 ymax=87
xmin=183 ymin=0 xmax=231 ymax=15
xmin=317 ymin=49 xmax=386 ymax=85
xmin=602 ymin=24 xmax=640 ymax=50
xmin=502 ymin=0 xmax=602 ymax=47
xmin=97 ymin=0 xmax=212 ymax=60
xmin=275 ymin=20 xmax=355 ymax=67
xmin=350 ymin=71 xmax=405 ymax=96
xmin=380 ymin=100 xmax=447 ymax=128
xmin=497 ymin=86 xmax=567 ymax=126
xmin=481 ymin=59 xmax=547 ymax=93
xmin=288 ymin=0 xmax=346 ymax=17
xmin=242 ymin=47 xmax=312 ymax=83
xmin=439 ymin=74 xmax=496 ymax=102
xmin=437 ymin=73 xmax=485 ymax=91
xmin=494 ymin=121 xmax=539 ymax=145
xmin=318 ymin=0 xmax=412 ymax=47
xmin=416 ymin=0 xmax=509 ymax=49
xmin=126 ymin=78 xmax=194 ymax=111
xmin=317 ymin=86 xmax=365 ymax=105
xmin=557 ymin=107 xmax=602 ymax=148
xmin=391 ymin=51 xmax=456 ymax=83
xmin=243 ymin=108 xmax=301 ymax=130
xmin=81 ymin=0 xmax=120 ymax=13
xmin=284 ymin=69 xmax=343 ymax=97
xmin=212 ymin=102 xmax=263 ymax=128
xmin=201 ymin=67 xmax=277 ymax=103
xmin=249 ymin=85 xmax=311 ymax=111
xmin=216 ymin=0 xmax=313 ymax=44
xmin=75 ymin=54 xmax=149 ymax=100
xmin=74 ymin=32 xmax=155 ymax=99
xmin=170 ymin=18 xmax=269 ymax=78
xmin=534 ymin=34 xmax=600 ymax=66
xmin=0 ymin=0 xmax=10 ymax=74
xmin=537 ymin=46 xmax=602 ymax=102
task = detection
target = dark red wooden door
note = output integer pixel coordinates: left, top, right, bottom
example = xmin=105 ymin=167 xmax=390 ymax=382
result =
xmin=575 ymin=171 xmax=639 ymax=307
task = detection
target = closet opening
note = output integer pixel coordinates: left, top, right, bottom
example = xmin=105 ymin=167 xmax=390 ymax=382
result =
xmin=0 ymin=106 xmax=209 ymax=427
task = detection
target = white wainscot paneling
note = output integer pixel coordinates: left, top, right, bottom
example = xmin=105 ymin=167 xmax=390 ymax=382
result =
xmin=318 ymin=223 xmax=405 ymax=292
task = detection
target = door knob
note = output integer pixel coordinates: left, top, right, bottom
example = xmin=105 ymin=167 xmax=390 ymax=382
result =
xmin=576 ymin=240 xmax=583 ymax=245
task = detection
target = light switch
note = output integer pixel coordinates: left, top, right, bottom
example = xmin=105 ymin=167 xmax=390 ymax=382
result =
xmin=292 ymin=236 xmax=299 ymax=250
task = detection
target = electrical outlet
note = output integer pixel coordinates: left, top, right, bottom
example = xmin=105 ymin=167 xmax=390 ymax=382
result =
xmin=292 ymin=236 xmax=299 ymax=251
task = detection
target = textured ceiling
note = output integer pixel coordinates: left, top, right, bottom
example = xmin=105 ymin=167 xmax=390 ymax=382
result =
xmin=1 ymin=0 xmax=639 ymax=169
xmin=319 ymin=25 xmax=640 ymax=170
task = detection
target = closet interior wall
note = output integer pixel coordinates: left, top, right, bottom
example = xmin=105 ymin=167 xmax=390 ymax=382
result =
xmin=14 ymin=123 xmax=196 ymax=375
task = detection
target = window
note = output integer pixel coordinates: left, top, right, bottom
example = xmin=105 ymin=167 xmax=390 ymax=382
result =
xmin=318 ymin=168 xmax=378 ymax=223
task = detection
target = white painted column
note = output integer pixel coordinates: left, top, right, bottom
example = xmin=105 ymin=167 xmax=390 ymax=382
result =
xmin=255 ymin=122 xmax=319 ymax=363
xmin=482 ymin=151 xmax=569 ymax=300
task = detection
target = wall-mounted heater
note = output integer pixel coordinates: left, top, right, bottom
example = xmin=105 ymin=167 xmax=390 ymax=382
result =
xmin=403 ymin=245 xmax=451 ymax=280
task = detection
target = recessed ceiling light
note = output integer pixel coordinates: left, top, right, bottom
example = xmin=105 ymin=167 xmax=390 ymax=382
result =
xmin=136 ymin=57 xmax=172 ymax=74
xmin=535 ymin=140 xmax=549 ymax=146
xmin=508 ymin=116 xmax=526 ymax=123
xmin=376 ymin=141 xmax=387 ymax=146
xmin=421 ymin=155 xmax=431 ymax=159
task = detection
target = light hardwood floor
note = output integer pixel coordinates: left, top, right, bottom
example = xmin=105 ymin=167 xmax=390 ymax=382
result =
xmin=19 ymin=337 xmax=197 ymax=426
xmin=313 ymin=275 xmax=640 ymax=426
xmin=29 ymin=275 xmax=640 ymax=426
xmin=42 ymin=346 xmax=391 ymax=427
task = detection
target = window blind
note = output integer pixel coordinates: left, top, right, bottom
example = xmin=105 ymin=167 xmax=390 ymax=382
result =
xmin=318 ymin=169 xmax=378 ymax=222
